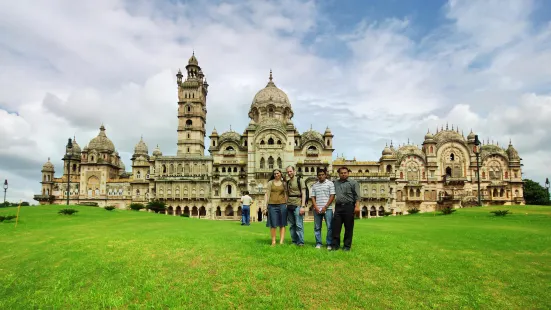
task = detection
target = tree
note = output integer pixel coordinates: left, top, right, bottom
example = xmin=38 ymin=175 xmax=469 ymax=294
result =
xmin=523 ymin=179 xmax=551 ymax=206
xmin=146 ymin=200 xmax=167 ymax=213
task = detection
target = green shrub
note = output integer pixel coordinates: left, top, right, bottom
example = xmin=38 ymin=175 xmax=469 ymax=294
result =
xmin=58 ymin=209 xmax=78 ymax=215
xmin=180 ymin=213 xmax=190 ymax=218
xmin=129 ymin=203 xmax=145 ymax=211
xmin=384 ymin=211 xmax=393 ymax=217
xmin=105 ymin=206 xmax=116 ymax=211
xmin=490 ymin=210 xmax=511 ymax=216
xmin=146 ymin=200 xmax=166 ymax=213
xmin=0 ymin=215 xmax=17 ymax=222
xmin=441 ymin=207 xmax=457 ymax=215
xmin=407 ymin=207 xmax=420 ymax=214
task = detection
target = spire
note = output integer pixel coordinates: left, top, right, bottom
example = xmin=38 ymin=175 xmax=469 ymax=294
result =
xmin=509 ymin=138 xmax=512 ymax=146
xmin=446 ymin=122 xmax=449 ymax=130
xmin=230 ymin=124 xmax=233 ymax=132
xmin=451 ymin=124 xmax=454 ymax=130
xmin=266 ymin=69 xmax=276 ymax=87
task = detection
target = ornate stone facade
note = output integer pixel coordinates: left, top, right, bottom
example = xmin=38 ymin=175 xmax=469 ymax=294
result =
xmin=34 ymin=54 xmax=524 ymax=217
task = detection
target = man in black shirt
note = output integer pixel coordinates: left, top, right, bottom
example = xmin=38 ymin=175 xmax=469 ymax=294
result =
xmin=332 ymin=166 xmax=360 ymax=251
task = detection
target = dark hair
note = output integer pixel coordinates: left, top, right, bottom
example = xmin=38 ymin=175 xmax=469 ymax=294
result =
xmin=268 ymin=169 xmax=283 ymax=181
xmin=317 ymin=168 xmax=327 ymax=175
xmin=337 ymin=166 xmax=349 ymax=173
xmin=243 ymin=191 xmax=249 ymax=195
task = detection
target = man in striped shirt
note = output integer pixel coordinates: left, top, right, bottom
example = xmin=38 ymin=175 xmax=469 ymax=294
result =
xmin=310 ymin=168 xmax=336 ymax=249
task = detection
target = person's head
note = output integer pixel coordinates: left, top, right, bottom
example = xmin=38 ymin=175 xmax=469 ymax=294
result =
xmin=317 ymin=168 xmax=327 ymax=182
xmin=286 ymin=166 xmax=296 ymax=179
xmin=269 ymin=169 xmax=283 ymax=181
xmin=243 ymin=191 xmax=249 ymax=196
xmin=338 ymin=167 xmax=349 ymax=180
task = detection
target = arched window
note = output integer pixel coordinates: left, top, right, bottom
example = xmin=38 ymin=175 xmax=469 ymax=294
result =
xmin=268 ymin=108 xmax=274 ymax=118
xmin=268 ymin=138 xmax=274 ymax=145
xmin=226 ymin=146 xmax=234 ymax=151
xmin=187 ymin=133 xmax=190 ymax=139
xmin=186 ymin=119 xmax=192 ymax=126
xmin=260 ymin=157 xmax=265 ymax=169
xmin=268 ymin=156 xmax=274 ymax=169
xmin=446 ymin=167 xmax=452 ymax=177
xmin=429 ymin=146 xmax=434 ymax=153
xmin=399 ymin=171 xmax=403 ymax=178
xmin=187 ymin=105 xmax=191 ymax=112
xmin=277 ymin=157 xmax=282 ymax=169
xmin=260 ymin=140 xmax=265 ymax=145
xmin=358 ymin=170 xmax=362 ymax=173
xmin=386 ymin=165 xmax=391 ymax=173
xmin=326 ymin=139 xmax=330 ymax=146
xmin=277 ymin=140 xmax=282 ymax=145
xmin=226 ymin=185 xmax=232 ymax=195
xmin=222 ymin=167 xmax=226 ymax=173
xmin=450 ymin=153 xmax=455 ymax=161
xmin=308 ymin=145 xmax=317 ymax=150
xmin=213 ymin=140 xmax=216 ymax=146
xmin=162 ymin=165 xmax=167 ymax=173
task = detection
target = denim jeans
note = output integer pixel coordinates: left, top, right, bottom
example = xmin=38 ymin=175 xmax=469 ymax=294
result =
xmin=314 ymin=209 xmax=333 ymax=246
xmin=287 ymin=205 xmax=304 ymax=245
xmin=241 ymin=205 xmax=250 ymax=225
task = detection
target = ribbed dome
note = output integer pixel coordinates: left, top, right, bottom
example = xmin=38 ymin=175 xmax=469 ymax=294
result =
xmin=424 ymin=130 xmax=434 ymax=141
xmin=249 ymin=70 xmax=293 ymax=118
xmin=188 ymin=53 xmax=198 ymax=66
xmin=382 ymin=145 xmax=392 ymax=155
xmin=301 ymin=130 xmax=324 ymax=145
xmin=134 ymin=136 xmax=148 ymax=155
xmin=219 ymin=131 xmax=241 ymax=143
xmin=42 ymin=157 xmax=55 ymax=172
xmin=324 ymin=127 xmax=333 ymax=136
xmin=87 ymin=125 xmax=115 ymax=152
xmin=70 ymin=138 xmax=82 ymax=154
xmin=210 ymin=127 xmax=219 ymax=137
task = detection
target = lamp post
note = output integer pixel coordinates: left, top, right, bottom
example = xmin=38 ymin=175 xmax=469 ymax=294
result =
xmin=474 ymin=135 xmax=482 ymax=207
xmin=3 ymin=179 xmax=7 ymax=205
xmin=66 ymin=138 xmax=73 ymax=206
xmin=545 ymin=178 xmax=550 ymax=203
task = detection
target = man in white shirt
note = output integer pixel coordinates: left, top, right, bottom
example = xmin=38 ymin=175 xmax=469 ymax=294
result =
xmin=310 ymin=168 xmax=336 ymax=249
xmin=240 ymin=191 xmax=254 ymax=226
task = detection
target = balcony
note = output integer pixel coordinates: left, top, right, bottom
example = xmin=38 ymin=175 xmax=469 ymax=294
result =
xmin=306 ymin=149 xmax=319 ymax=156
xmin=178 ymin=111 xmax=206 ymax=119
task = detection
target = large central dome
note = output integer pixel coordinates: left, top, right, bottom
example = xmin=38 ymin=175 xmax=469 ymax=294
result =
xmin=248 ymin=70 xmax=294 ymax=123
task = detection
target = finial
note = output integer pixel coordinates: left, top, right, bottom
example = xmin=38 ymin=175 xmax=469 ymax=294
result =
xmin=192 ymin=49 xmax=195 ymax=56
xmin=269 ymin=69 xmax=273 ymax=82
xmin=390 ymin=139 xmax=393 ymax=147
xmin=408 ymin=138 xmax=410 ymax=144
xmin=310 ymin=124 xmax=312 ymax=130
xmin=497 ymin=141 xmax=499 ymax=146
xmin=461 ymin=130 xmax=464 ymax=137
xmin=446 ymin=122 xmax=449 ymax=130
xmin=451 ymin=124 xmax=454 ymax=130
xmin=427 ymin=129 xmax=430 ymax=134
xmin=48 ymin=157 xmax=50 ymax=161
xmin=441 ymin=124 xmax=444 ymax=131
xmin=230 ymin=124 xmax=232 ymax=131
xmin=509 ymin=138 xmax=512 ymax=145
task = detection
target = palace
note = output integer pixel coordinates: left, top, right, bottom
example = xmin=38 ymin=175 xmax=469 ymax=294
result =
xmin=34 ymin=54 xmax=525 ymax=218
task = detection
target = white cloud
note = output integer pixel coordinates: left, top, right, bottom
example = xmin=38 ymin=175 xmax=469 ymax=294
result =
xmin=1 ymin=0 xmax=551 ymax=203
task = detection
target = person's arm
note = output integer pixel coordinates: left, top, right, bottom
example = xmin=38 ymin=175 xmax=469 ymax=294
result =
xmin=354 ymin=180 xmax=361 ymax=214
xmin=323 ymin=182 xmax=336 ymax=212
xmin=311 ymin=185 xmax=318 ymax=214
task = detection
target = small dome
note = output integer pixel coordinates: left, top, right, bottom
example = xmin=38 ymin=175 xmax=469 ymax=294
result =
xmin=70 ymin=138 xmax=82 ymax=154
xmin=382 ymin=145 xmax=392 ymax=156
xmin=210 ymin=127 xmax=219 ymax=137
xmin=424 ymin=130 xmax=434 ymax=141
xmin=87 ymin=125 xmax=116 ymax=153
xmin=188 ymin=53 xmax=198 ymax=66
xmin=134 ymin=136 xmax=148 ymax=155
xmin=467 ymin=130 xmax=476 ymax=141
xmin=507 ymin=141 xmax=520 ymax=161
xmin=249 ymin=70 xmax=293 ymax=119
xmin=42 ymin=157 xmax=55 ymax=172
xmin=324 ymin=127 xmax=333 ymax=136
xmin=152 ymin=145 xmax=162 ymax=157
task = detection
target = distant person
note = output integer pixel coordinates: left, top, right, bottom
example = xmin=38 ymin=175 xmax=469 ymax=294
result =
xmin=265 ymin=169 xmax=288 ymax=246
xmin=285 ymin=166 xmax=306 ymax=246
xmin=310 ymin=168 xmax=335 ymax=249
xmin=240 ymin=191 xmax=253 ymax=226
xmin=332 ymin=166 xmax=360 ymax=251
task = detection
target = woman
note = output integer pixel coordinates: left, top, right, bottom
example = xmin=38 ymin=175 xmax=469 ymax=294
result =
xmin=265 ymin=169 xmax=288 ymax=246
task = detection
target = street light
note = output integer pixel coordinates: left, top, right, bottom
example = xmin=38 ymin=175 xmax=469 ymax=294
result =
xmin=474 ymin=135 xmax=482 ymax=207
xmin=66 ymin=138 xmax=73 ymax=206
xmin=545 ymin=178 xmax=550 ymax=191
xmin=3 ymin=179 xmax=7 ymax=205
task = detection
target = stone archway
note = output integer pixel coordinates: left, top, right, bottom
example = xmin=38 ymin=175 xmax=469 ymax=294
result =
xmin=87 ymin=176 xmax=100 ymax=197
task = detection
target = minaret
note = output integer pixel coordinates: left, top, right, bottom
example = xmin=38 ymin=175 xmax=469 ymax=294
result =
xmin=176 ymin=52 xmax=208 ymax=156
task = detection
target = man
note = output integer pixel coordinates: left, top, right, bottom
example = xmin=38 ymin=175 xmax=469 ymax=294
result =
xmin=332 ymin=166 xmax=360 ymax=251
xmin=240 ymin=191 xmax=254 ymax=226
xmin=286 ymin=166 xmax=306 ymax=246
xmin=311 ymin=168 xmax=335 ymax=250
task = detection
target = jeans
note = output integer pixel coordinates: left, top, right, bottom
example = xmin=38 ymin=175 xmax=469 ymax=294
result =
xmin=314 ymin=209 xmax=333 ymax=246
xmin=287 ymin=205 xmax=304 ymax=245
xmin=332 ymin=203 xmax=355 ymax=249
xmin=241 ymin=205 xmax=250 ymax=225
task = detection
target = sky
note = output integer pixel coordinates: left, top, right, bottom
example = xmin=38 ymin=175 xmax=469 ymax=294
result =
xmin=1 ymin=0 xmax=551 ymax=203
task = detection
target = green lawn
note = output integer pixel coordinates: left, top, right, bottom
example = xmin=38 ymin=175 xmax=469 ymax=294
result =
xmin=1 ymin=205 xmax=550 ymax=309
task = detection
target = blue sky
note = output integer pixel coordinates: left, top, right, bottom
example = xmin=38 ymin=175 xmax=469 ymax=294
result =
xmin=1 ymin=0 xmax=551 ymax=202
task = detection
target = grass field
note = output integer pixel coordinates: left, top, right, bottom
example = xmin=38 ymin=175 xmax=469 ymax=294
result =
xmin=1 ymin=205 xmax=550 ymax=309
